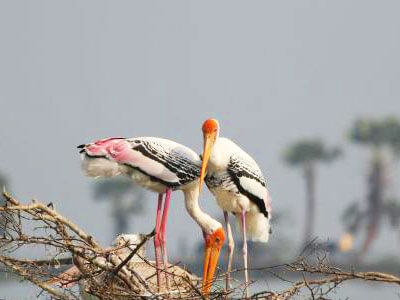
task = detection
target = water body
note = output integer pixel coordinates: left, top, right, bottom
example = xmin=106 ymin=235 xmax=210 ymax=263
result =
xmin=251 ymin=279 xmax=400 ymax=300
xmin=1 ymin=279 xmax=399 ymax=299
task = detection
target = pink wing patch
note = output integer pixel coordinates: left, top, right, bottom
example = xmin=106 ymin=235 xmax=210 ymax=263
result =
xmin=108 ymin=140 xmax=139 ymax=165
xmin=84 ymin=137 xmax=125 ymax=157
xmin=83 ymin=137 xmax=140 ymax=166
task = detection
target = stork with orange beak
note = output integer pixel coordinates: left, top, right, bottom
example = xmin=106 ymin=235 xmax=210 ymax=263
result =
xmin=78 ymin=137 xmax=224 ymax=295
xmin=199 ymin=119 xmax=272 ymax=297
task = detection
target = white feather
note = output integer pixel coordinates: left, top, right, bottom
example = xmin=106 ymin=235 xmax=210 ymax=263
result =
xmin=238 ymin=176 xmax=267 ymax=202
xmin=237 ymin=212 xmax=270 ymax=243
xmin=128 ymin=149 xmax=180 ymax=183
xmin=81 ymin=156 xmax=129 ymax=178
xmin=126 ymin=137 xmax=201 ymax=187
xmin=207 ymin=136 xmax=271 ymax=242
xmin=211 ymin=138 xmax=260 ymax=171
xmin=81 ymin=137 xmax=201 ymax=194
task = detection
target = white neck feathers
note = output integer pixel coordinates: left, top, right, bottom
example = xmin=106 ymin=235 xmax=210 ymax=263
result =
xmin=183 ymin=186 xmax=220 ymax=234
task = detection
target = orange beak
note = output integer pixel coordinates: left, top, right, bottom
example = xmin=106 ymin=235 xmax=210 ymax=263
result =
xmin=202 ymin=232 xmax=223 ymax=295
xmin=199 ymin=133 xmax=215 ymax=193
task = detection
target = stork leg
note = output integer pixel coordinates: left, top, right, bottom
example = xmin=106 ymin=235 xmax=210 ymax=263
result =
xmin=241 ymin=210 xmax=249 ymax=298
xmin=224 ymin=211 xmax=234 ymax=293
xmin=160 ymin=188 xmax=172 ymax=291
xmin=154 ymin=193 xmax=163 ymax=291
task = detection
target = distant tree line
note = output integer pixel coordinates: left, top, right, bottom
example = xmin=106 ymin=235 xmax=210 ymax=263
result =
xmin=283 ymin=116 xmax=400 ymax=254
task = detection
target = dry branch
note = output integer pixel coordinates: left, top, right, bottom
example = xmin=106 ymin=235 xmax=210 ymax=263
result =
xmin=249 ymin=252 xmax=400 ymax=299
xmin=1 ymin=190 xmax=400 ymax=300
xmin=0 ymin=191 xmax=199 ymax=299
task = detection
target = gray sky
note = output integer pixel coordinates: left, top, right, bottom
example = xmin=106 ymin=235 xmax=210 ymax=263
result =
xmin=1 ymin=1 xmax=399 ymax=260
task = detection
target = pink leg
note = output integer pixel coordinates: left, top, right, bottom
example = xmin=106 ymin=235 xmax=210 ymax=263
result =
xmin=224 ymin=211 xmax=234 ymax=292
xmin=241 ymin=210 xmax=249 ymax=298
xmin=154 ymin=193 xmax=163 ymax=291
xmin=160 ymin=188 xmax=172 ymax=291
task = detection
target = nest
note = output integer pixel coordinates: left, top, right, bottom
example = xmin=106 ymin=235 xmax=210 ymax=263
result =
xmin=0 ymin=191 xmax=204 ymax=299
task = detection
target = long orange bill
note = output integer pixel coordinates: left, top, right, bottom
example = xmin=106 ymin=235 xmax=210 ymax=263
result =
xmin=202 ymin=243 xmax=221 ymax=295
xmin=199 ymin=135 xmax=213 ymax=193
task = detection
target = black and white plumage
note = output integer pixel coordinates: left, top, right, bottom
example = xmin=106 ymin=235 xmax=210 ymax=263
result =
xmin=80 ymin=137 xmax=200 ymax=192
xmin=203 ymin=137 xmax=271 ymax=242
xmin=199 ymin=118 xmax=272 ymax=297
xmin=78 ymin=136 xmax=225 ymax=294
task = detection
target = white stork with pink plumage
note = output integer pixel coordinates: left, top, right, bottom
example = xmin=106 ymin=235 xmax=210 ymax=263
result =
xmin=199 ymin=118 xmax=272 ymax=297
xmin=77 ymin=137 xmax=224 ymax=295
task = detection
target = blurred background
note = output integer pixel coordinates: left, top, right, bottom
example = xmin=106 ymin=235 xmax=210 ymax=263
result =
xmin=1 ymin=1 xmax=399 ymax=298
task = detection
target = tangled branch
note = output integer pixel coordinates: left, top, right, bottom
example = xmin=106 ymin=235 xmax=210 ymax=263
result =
xmin=250 ymin=249 xmax=400 ymax=299
xmin=0 ymin=190 xmax=200 ymax=299
xmin=1 ymin=190 xmax=399 ymax=299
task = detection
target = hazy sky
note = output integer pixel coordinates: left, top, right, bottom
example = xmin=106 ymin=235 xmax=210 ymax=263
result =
xmin=1 ymin=1 xmax=399 ymax=261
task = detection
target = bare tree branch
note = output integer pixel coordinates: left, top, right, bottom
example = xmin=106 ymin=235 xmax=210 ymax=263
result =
xmin=1 ymin=190 xmax=399 ymax=300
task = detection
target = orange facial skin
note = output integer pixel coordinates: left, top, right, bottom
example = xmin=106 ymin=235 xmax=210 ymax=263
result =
xmin=199 ymin=119 xmax=220 ymax=193
xmin=202 ymin=118 xmax=219 ymax=135
xmin=202 ymin=227 xmax=225 ymax=295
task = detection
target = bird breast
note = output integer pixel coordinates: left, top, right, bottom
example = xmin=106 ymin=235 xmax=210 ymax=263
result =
xmin=207 ymin=176 xmax=255 ymax=213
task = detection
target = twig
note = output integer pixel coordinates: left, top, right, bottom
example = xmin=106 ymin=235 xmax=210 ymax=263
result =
xmin=0 ymin=256 xmax=74 ymax=300
xmin=112 ymin=229 xmax=155 ymax=275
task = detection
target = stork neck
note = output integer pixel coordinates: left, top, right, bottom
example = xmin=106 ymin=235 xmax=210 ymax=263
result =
xmin=183 ymin=187 xmax=217 ymax=234
xmin=208 ymin=137 xmax=231 ymax=172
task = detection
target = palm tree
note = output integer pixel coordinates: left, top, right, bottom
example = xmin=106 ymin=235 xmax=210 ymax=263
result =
xmin=342 ymin=117 xmax=400 ymax=254
xmin=92 ymin=177 xmax=147 ymax=238
xmin=283 ymin=139 xmax=341 ymax=247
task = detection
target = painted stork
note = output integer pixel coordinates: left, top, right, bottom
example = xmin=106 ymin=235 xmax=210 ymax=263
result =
xmin=198 ymin=119 xmax=272 ymax=297
xmin=77 ymin=137 xmax=225 ymax=294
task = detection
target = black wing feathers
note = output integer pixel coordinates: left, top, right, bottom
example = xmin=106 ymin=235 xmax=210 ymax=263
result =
xmin=131 ymin=140 xmax=200 ymax=186
xmin=228 ymin=156 xmax=269 ymax=218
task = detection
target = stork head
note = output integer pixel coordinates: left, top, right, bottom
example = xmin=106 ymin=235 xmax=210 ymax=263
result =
xmin=199 ymin=118 xmax=220 ymax=192
xmin=202 ymin=224 xmax=225 ymax=295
